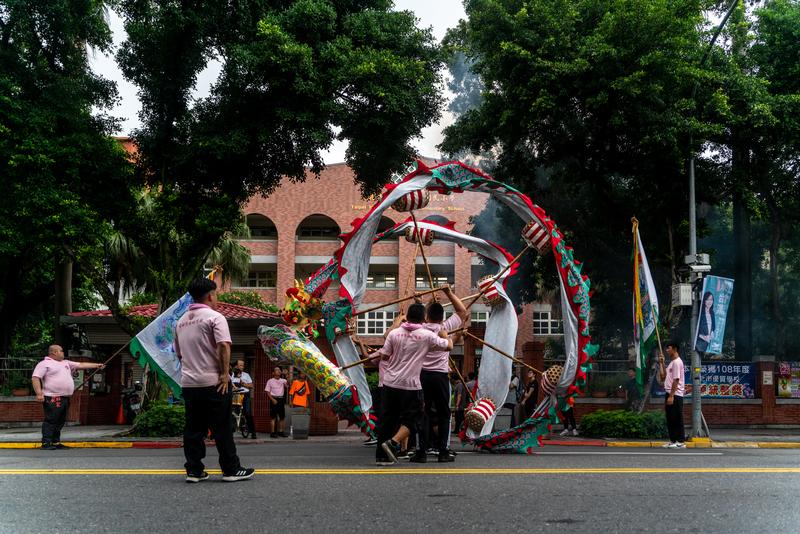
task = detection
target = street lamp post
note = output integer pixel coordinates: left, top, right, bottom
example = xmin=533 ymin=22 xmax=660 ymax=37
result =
xmin=686 ymin=0 xmax=739 ymax=438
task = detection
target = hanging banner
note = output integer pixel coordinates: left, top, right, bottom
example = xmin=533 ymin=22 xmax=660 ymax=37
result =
xmin=693 ymin=275 xmax=734 ymax=355
xmin=651 ymin=362 xmax=755 ymax=399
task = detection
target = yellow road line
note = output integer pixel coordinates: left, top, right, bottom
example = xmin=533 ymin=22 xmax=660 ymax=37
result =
xmin=1 ymin=467 xmax=800 ymax=475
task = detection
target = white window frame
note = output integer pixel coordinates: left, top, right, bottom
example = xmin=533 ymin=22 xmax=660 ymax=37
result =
xmin=356 ymin=311 xmax=397 ymax=336
xmin=533 ymin=310 xmax=563 ymax=336
xmin=366 ymin=273 xmax=398 ymax=289
xmin=470 ymin=311 xmax=489 ymax=327
xmin=240 ymin=270 xmax=277 ymax=288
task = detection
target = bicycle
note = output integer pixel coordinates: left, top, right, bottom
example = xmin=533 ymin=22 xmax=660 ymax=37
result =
xmin=231 ymin=392 xmax=249 ymax=438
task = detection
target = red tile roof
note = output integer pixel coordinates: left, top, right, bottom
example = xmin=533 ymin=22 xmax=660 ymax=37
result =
xmin=70 ymin=303 xmax=279 ymax=320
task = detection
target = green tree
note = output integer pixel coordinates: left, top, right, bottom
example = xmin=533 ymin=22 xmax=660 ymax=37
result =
xmin=0 ymin=0 xmax=134 ymax=357
xmin=441 ymin=0 xmax=722 ymax=349
xmin=92 ymin=0 xmax=443 ymax=320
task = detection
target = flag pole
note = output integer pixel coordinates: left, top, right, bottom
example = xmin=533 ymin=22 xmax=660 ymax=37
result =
xmin=78 ymin=339 xmax=132 ymax=390
xmin=464 ymin=245 xmax=531 ymax=310
xmin=410 ymin=211 xmax=438 ymax=302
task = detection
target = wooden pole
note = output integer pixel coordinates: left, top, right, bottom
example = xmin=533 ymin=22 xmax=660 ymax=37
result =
xmin=463 ymin=331 xmax=542 ymax=374
xmin=410 ymin=211 xmax=437 ymax=302
xmin=340 ymin=354 xmax=381 ymax=371
xmin=465 ymin=244 xmax=531 ymax=310
xmin=399 ymin=240 xmax=421 ymax=314
xmin=352 ymin=286 xmax=446 ymax=317
xmin=443 ymin=293 xmax=480 ymax=308
xmin=78 ymin=339 xmax=132 ymax=390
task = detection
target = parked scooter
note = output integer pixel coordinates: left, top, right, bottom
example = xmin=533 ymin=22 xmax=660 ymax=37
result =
xmin=122 ymin=382 xmax=143 ymax=424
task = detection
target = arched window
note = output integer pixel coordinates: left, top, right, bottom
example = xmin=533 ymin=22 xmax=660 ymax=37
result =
xmin=245 ymin=214 xmax=277 ymax=239
xmin=296 ymin=214 xmax=341 ymax=241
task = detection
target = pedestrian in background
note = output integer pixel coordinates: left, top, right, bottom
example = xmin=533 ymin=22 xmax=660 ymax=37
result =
xmin=175 ymin=277 xmax=254 ymax=483
xmin=289 ymin=371 xmax=311 ymax=412
xmin=624 ymin=367 xmax=642 ymax=412
xmin=232 ymin=359 xmax=256 ymax=439
xmin=31 ymin=345 xmax=105 ymax=450
xmin=521 ymin=369 xmax=540 ymax=419
xmin=266 ymin=366 xmax=288 ymax=438
xmin=658 ymin=341 xmax=686 ymax=448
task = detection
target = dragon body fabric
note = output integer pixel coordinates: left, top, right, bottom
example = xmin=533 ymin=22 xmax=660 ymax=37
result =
xmin=259 ymin=160 xmax=595 ymax=452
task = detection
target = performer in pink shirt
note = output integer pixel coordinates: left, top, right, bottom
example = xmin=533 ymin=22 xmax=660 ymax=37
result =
xmin=658 ymin=341 xmax=686 ymax=449
xmin=374 ymin=303 xmax=453 ymax=465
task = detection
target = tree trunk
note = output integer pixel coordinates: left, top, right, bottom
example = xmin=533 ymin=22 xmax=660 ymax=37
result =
xmin=54 ymin=260 xmax=73 ymax=347
xmin=732 ymin=187 xmax=753 ymax=361
xmin=767 ymin=204 xmax=785 ymax=359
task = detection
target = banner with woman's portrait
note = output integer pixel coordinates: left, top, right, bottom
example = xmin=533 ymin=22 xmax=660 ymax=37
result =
xmin=693 ymin=275 xmax=734 ymax=355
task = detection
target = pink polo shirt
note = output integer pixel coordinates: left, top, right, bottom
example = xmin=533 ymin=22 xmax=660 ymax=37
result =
xmin=32 ymin=357 xmax=80 ymax=397
xmin=376 ymin=323 xmax=451 ymax=390
xmin=421 ymin=314 xmax=462 ymax=373
xmin=175 ymin=304 xmax=232 ymax=388
xmin=265 ymin=377 xmax=287 ymax=397
xmin=664 ymin=357 xmax=685 ymax=397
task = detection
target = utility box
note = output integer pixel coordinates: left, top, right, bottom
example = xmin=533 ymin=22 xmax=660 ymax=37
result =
xmin=290 ymin=407 xmax=310 ymax=439
xmin=672 ymin=283 xmax=692 ymax=307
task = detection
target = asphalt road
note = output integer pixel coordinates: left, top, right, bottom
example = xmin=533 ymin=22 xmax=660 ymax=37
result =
xmin=2 ymin=440 xmax=799 ymax=534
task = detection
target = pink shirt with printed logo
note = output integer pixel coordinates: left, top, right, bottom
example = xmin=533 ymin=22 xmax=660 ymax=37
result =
xmin=175 ymin=303 xmax=232 ymax=388
xmin=421 ymin=314 xmax=463 ymax=373
xmin=32 ymin=357 xmax=80 ymax=397
xmin=376 ymin=323 xmax=451 ymax=390
xmin=665 ymin=357 xmax=685 ymax=397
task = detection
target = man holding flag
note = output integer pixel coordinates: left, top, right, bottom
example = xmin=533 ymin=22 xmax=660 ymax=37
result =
xmin=632 ymin=218 xmax=662 ymax=402
xmin=174 ymin=277 xmax=254 ymax=483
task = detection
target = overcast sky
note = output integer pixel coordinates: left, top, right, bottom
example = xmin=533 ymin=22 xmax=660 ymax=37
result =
xmin=89 ymin=0 xmax=466 ymax=163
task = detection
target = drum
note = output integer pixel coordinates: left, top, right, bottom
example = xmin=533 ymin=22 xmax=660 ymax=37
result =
xmin=404 ymin=226 xmax=434 ymax=246
xmin=522 ymin=219 xmax=551 ymax=254
xmin=465 ymin=397 xmax=496 ymax=433
xmin=477 ymin=275 xmax=503 ymax=307
xmin=392 ymin=189 xmax=430 ymax=212
xmin=232 ymin=393 xmax=244 ymax=407
xmin=541 ymin=365 xmax=564 ymax=396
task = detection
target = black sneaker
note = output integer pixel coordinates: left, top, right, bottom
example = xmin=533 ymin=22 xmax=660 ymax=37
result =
xmin=54 ymin=443 xmax=70 ymax=449
xmin=222 ymin=467 xmax=255 ymax=482
xmin=409 ymin=449 xmax=427 ymax=463
xmin=438 ymin=453 xmax=455 ymax=463
xmin=395 ymin=449 xmax=411 ymax=460
xmin=375 ymin=458 xmax=395 ymax=466
xmin=380 ymin=440 xmax=400 ymax=463
xmin=185 ymin=471 xmax=210 ymax=483
xmin=362 ymin=438 xmax=378 ymax=447
xmin=41 ymin=443 xmax=57 ymax=450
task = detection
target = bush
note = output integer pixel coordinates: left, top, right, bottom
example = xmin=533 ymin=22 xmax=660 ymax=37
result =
xmin=132 ymin=403 xmax=185 ymax=437
xmin=218 ymin=290 xmax=279 ymax=312
xmin=579 ymin=409 xmax=668 ymax=439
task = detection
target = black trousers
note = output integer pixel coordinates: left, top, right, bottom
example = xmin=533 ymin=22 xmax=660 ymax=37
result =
xmin=420 ymin=370 xmax=451 ymax=452
xmin=665 ymin=395 xmax=685 ymax=443
xmin=376 ymin=387 xmax=423 ymax=461
xmin=183 ymin=386 xmax=241 ymax=475
xmin=42 ymin=396 xmax=70 ymax=445
xmin=242 ymin=393 xmax=256 ymax=435
xmin=562 ymin=407 xmax=577 ymax=430
xmin=454 ymin=409 xmax=465 ymax=434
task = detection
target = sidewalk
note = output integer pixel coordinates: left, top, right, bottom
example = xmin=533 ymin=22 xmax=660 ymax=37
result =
xmin=1 ymin=424 xmax=799 ymax=449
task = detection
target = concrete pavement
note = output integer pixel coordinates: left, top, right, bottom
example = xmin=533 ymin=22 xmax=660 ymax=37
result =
xmin=1 ymin=424 xmax=800 ymax=448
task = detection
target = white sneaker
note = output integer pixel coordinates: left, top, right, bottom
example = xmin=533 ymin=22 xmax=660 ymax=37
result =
xmin=572 ymin=429 xmax=579 ymax=436
xmin=560 ymin=429 xmax=570 ymax=436
xmin=662 ymin=442 xmax=675 ymax=448
xmin=667 ymin=442 xmax=680 ymax=449
xmin=675 ymin=442 xmax=686 ymax=449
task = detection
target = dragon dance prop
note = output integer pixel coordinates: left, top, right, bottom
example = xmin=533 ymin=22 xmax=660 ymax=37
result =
xmin=261 ymin=159 xmax=595 ymax=451
xmin=257 ymin=325 xmax=376 ymax=439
